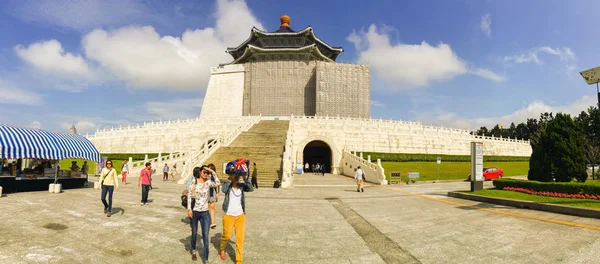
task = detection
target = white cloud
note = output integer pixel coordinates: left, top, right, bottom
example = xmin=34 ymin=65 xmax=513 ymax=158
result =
xmin=0 ymin=80 xmax=43 ymax=105
xmin=347 ymin=24 xmax=504 ymax=89
xmin=9 ymin=0 xmax=149 ymax=32
xmin=470 ymin=68 xmax=506 ymax=82
xmin=416 ymin=96 xmax=597 ymax=131
xmin=15 ymin=40 xmax=94 ymax=79
xmin=504 ymin=46 xmax=577 ymax=74
xmin=60 ymin=120 xmax=98 ymax=134
xmin=144 ymin=97 xmax=204 ymax=120
xmin=81 ymin=0 xmax=263 ymax=90
xmin=371 ymin=100 xmax=386 ymax=108
xmin=480 ymin=14 xmax=492 ymax=38
xmin=30 ymin=121 xmax=41 ymax=129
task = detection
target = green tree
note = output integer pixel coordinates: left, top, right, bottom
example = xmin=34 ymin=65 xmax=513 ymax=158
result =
xmin=528 ymin=113 xmax=587 ymax=182
xmin=575 ymin=107 xmax=600 ymax=180
xmin=515 ymin=123 xmax=528 ymax=140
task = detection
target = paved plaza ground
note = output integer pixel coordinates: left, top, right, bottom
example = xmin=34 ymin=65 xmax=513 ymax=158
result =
xmin=2 ymin=173 xmax=600 ymax=263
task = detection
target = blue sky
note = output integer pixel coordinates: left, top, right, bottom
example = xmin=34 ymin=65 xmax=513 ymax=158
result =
xmin=1 ymin=0 xmax=599 ymax=134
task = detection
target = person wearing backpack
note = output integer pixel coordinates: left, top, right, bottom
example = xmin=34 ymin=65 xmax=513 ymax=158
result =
xmin=99 ymin=159 xmax=119 ymax=217
xmin=188 ymin=165 xmax=221 ymax=262
xmin=219 ymin=159 xmax=254 ymax=263
xmin=354 ymin=166 xmax=365 ymax=193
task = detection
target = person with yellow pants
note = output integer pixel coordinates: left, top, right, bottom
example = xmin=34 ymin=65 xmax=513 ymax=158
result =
xmin=220 ymin=160 xmax=254 ymax=264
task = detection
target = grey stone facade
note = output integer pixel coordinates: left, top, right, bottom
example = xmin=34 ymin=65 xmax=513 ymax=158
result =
xmin=316 ymin=62 xmax=370 ymax=118
xmin=241 ymin=60 xmax=370 ymax=118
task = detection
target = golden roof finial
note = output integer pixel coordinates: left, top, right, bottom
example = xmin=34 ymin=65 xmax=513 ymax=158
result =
xmin=280 ymin=14 xmax=290 ymax=27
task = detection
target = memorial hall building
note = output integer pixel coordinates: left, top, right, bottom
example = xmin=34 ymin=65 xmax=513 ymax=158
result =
xmin=88 ymin=16 xmax=532 ymax=188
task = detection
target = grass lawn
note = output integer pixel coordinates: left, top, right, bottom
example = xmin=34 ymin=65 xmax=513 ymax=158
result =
xmin=466 ymin=189 xmax=600 ymax=209
xmin=381 ymin=161 xmax=529 ymax=182
xmin=59 ymin=159 xmax=134 ymax=175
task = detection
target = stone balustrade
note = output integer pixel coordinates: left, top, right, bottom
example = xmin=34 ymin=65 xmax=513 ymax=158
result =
xmin=86 ymin=116 xmax=260 ymax=154
xmin=341 ymin=151 xmax=387 ymax=185
xmin=289 ymin=115 xmax=532 ymax=157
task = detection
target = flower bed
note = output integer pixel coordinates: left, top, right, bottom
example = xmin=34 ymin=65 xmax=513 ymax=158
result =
xmin=493 ymin=178 xmax=600 ymax=196
xmin=503 ymin=186 xmax=600 ymax=200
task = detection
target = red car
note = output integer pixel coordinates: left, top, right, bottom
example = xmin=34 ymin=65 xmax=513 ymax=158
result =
xmin=468 ymin=167 xmax=504 ymax=181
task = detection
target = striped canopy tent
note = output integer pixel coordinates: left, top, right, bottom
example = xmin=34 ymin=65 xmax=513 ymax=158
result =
xmin=0 ymin=124 xmax=101 ymax=163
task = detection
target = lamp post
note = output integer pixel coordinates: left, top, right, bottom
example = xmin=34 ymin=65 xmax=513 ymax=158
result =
xmin=580 ymin=66 xmax=600 ymax=107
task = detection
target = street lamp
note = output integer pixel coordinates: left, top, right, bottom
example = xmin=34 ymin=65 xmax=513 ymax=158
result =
xmin=579 ymin=66 xmax=600 ymax=107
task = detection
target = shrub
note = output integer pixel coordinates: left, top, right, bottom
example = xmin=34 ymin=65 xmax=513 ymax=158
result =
xmin=528 ymin=113 xmax=587 ymax=182
xmin=493 ymin=178 xmax=600 ymax=195
xmin=358 ymin=152 xmax=529 ymax=162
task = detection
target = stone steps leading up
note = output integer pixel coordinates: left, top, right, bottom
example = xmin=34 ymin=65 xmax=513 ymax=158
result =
xmin=205 ymin=120 xmax=289 ymax=188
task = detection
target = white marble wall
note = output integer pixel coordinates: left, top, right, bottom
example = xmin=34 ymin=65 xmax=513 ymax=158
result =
xmin=87 ymin=116 xmax=257 ymax=154
xmin=200 ymin=64 xmax=245 ymax=118
xmin=288 ymin=116 xmax=532 ymax=174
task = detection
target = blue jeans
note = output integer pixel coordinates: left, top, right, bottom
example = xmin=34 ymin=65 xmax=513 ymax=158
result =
xmin=190 ymin=210 xmax=211 ymax=260
xmin=141 ymin=184 xmax=150 ymax=203
xmin=101 ymin=185 xmax=114 ymax=211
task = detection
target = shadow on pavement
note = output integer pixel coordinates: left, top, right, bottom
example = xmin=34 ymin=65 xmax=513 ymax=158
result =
xmin=211 ymin=233 xmax=236 ymax=261
xmin=112 ymin=207 xmax=125 ymax=215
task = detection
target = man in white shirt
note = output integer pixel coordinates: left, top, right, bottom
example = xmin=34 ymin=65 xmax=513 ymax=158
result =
xmin=354 ymin=166 xmax=365 ymax=193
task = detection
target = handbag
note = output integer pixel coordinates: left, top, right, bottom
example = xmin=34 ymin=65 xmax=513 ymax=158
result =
xmin=181 ymin=178 xmax=196 ymax=209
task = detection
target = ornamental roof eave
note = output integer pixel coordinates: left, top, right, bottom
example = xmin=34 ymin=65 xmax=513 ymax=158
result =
xmin=225 ymin=44 xmax=334 ymax=65
xmin=225 ymin=26 xmax=343 ymax=59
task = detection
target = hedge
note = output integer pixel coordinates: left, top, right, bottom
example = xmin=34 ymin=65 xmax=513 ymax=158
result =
xmin=99 ymin=153 xmax=169 ymax=161
xmin=359 ymin=152 xmax=530 ymax=162
xmin=492 ymin=178 xmax=600 ymax=195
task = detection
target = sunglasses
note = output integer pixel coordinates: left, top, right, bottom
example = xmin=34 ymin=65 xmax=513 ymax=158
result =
xmin=202 ymin=170 xmax=211 ymax=175
xmin=106 ymin=163 xmax=112 ymax=165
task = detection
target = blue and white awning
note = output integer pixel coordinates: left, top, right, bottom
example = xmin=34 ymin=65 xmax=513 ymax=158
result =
xmin=0 ymin=125 xmax=101 ymax=162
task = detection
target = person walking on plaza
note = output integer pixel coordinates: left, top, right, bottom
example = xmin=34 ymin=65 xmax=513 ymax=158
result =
xmin=138 ymin=162 xmax=152 ymax=205
xmin=207 ymin=163 xmax=220 ymax=229
xmin=163 ymin=163 xmax=169 ymax=181
xmin=121 ymin=160 xmax=129 ymax=184
xmin=304 ymin=162 xmax=309 ymax=173
xmin=251 ymin=162 xmax=258 ymax=189
xmin=82 ymin=161 xmax=89 ymax=177
xmin=355 ymin=166 xmax=365 ymax=193
xmin=188 ymin=165 xmax=221 ymax=262
xmin=171 ymin=164 xmax=177 ymax=182
xmin=99 ymin=159 xmax=119 ymax=217
xmin=220 ymin=161 xmax=254 ymax=263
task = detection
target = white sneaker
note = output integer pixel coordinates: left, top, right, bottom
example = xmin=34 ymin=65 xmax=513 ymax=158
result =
xmin=140 ymin=203 xmax=144 ymax=206
xmin=144 ymin=203 xmax=148 ymax=206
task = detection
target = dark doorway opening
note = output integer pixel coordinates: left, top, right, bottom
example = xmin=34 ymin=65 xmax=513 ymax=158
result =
xmin=303 ymin=140 xmax=332 ymax=173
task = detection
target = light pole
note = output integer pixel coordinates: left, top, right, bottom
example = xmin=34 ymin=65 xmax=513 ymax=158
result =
xmin=580 ymin=66 xmax=600 ymax=107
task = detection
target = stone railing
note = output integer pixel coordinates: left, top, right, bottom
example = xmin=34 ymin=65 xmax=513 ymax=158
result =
xmin=130 ymin=152 xmax=185 ymax=169
xmin=291 ymin=115 xmax=530 ymax=144
xmin=289 ymin=115 xmax=531 ymax=157
xmin=280 ymin=124 xmax=295 ymax=188
xmin=341 ymin=151 xmax=387 ymax=185
xmin=86 ymin=116 xmax=251 ymax=138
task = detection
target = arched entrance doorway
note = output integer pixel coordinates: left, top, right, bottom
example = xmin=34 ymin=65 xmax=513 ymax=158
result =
xmin=303 ymin=140 xmax=332 ymax=173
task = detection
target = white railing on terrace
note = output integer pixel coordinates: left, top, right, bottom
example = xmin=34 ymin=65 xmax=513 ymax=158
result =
xmin=280 ymin=124 xmax=294 ymax=188
xmin=130 ymin=152 xmax=186 ymax=170
xmin=86 ymin=116 xmax=258 ymax=138
xmin=343 ymin=150 xmax=387 ymax=185
xmin=177 ymin=115 xmax=262 ymax=184
xmin=291 ymin=115 xmax=530 ymax=144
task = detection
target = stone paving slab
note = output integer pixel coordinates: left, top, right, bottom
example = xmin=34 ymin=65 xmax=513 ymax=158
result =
xmin=1 ymin=173 xmax=600 ymax=263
